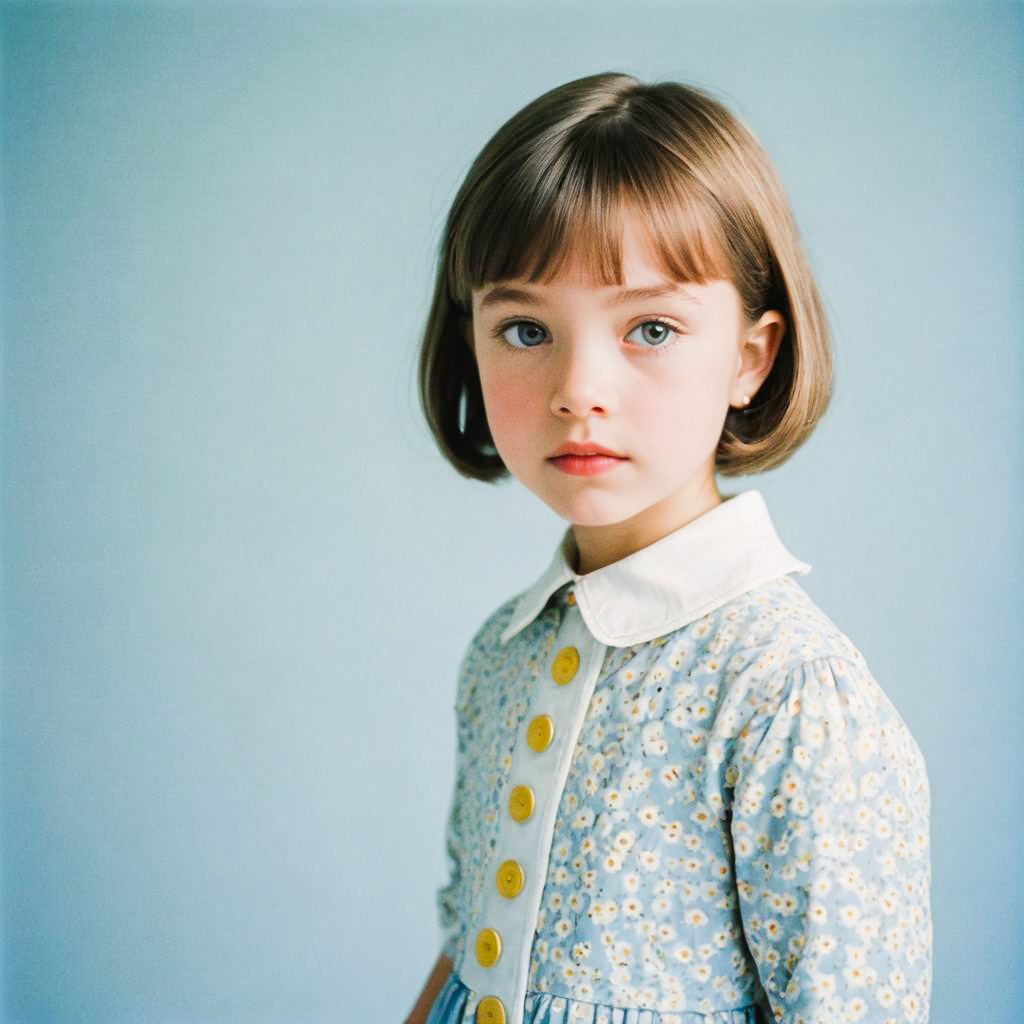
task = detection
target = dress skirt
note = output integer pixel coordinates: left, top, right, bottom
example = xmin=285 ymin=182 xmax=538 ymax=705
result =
xmin=426 ymin=969 xmax=768 ymax=1024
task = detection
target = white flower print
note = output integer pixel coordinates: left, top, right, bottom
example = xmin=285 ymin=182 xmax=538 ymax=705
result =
xmin=602 ymin=788 xmax=622 ymax=810
xmin=667 ymin=705 xmax=689 ymax=729
xmin=691 ymin=699 xmax=712 ymax=721
xmin=879 ymin=886 xmax=900 ymax=915
xmin=646 ymin=664 xmax=669 ymax=684
xmin=621 ymin=897 xmax=643 ymax=917
xmin=860 ymin=769 xmax=882 ymax=799
xmin=573 ymin=807 xmax=596 ymax=829
xmin=671 ymin=943 xmax=695 ymax=967
xmin=602 ymin=849 xmax=624 ymax=873
xmin=876 ymin=986 xmax=899 ymax=1012
xmin=616 ymin=665 xmax=639 ymax=686
xmin=589 ymin=900 xmax=619 ymax=926
xmin=733 ymin=834 xmax=755 ymax=859
xmin=613 ymin=830 xmax=636 ymax=852
xmin=689 ymin=805 xmax=716 ymax=830
xmin=845 ymin=994 xmax=869 ymax=1020
xmin=636 ymin=848 xmax=661 ymax=872
xmin=640 ymin=720 xmax=669 ymax=756
xmin=705 ymin=738 xmax=727 ymax=767
xmin=792 ymin=744 xmax=813 ymax=768
xmin=739 ymin=781 xmax=767 ymax=814
xmin=637 ymin=804 xmax=660 ymax=827
xmin=901 ymin=991 xmax=923 ymax=1020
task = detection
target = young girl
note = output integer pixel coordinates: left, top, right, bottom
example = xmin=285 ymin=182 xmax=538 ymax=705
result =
xmin=406 ymin=72 xmax=932 ymax=1024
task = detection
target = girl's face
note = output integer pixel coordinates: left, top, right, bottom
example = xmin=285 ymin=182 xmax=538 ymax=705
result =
xmin=468 ymin=209 xmax=784 ymax=572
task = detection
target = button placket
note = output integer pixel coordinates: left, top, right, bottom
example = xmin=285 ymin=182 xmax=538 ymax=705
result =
xmin=460 ymin=590 xmax=605 ymax=1024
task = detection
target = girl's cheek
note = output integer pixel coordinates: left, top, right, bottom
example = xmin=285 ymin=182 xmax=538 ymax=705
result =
xmin=483 ymin=376 xmax=537 ymax=440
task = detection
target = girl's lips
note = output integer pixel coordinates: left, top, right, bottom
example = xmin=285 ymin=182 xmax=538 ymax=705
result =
xmin=548 ymin=454 xmax=627 ymax=476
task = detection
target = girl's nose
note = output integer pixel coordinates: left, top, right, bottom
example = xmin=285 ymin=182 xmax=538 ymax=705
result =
xmin=548 ymin=340 xmax=619 ymax=419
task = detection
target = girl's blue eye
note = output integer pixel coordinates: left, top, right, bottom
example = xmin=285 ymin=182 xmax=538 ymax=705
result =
xmin=495 ymin=318 xmax=681 ymax=350
xmin=625 ymin=320 xmax=679 ymax=347
xmin=498 ymin=321 xmax=548 ymax=348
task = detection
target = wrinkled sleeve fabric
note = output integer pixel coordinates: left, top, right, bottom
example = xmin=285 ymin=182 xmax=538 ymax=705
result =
xmin=728 ymin=655 xmax=932 ymax=1024
xmin=436 ymin=774 xmax=463 ymax=962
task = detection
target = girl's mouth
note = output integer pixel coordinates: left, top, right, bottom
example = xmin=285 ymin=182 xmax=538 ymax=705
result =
xmin=548 ymin=454 xmax=627 ymax=476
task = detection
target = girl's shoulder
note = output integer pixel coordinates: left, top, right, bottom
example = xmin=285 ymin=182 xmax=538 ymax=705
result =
xmin=464 ymin=590 xmax=527 ymax=653
xmin=452 ymin=588 xmax=534 ymax=689
xmin=719 ymin=574 xmax=928 ymax=770
xmin=718 ymin=571 xmax=870 ymax=671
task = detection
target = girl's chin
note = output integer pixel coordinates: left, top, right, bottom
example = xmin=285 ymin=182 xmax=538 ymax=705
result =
xmin=546 ymin=498 xmax=650 ymax=529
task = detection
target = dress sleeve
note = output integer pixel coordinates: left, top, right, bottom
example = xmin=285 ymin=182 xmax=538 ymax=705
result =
xmin=435 ymin=640 xmax=476 ymax=963
xmin=436 ymin=774 xmax=463 ymax=962
xmin=727 ymin=655 xmax=932 ymax=1024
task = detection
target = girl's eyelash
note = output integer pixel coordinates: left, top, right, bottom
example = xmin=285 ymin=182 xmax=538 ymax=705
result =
xmin=491 ymin=317 xmax=685 ymax=354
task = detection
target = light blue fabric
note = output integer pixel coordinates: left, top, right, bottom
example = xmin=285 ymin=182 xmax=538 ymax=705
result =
xmin=428 ymin=969 xmax=765 ymax=1024
xmin=431 ymin=505 xmax=932 ymax=1024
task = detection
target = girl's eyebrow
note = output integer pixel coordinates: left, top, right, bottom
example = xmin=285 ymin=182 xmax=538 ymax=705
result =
xmin=477 ymin=282 xmax=703 ymax=311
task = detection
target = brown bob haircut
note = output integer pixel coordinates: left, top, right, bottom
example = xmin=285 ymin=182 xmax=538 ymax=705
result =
xmin=418 ymin=72 xmax=833 ymax=481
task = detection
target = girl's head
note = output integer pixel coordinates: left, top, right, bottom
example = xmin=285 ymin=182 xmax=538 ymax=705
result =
xmin=418 ymin=72 xmax=832 ymax=530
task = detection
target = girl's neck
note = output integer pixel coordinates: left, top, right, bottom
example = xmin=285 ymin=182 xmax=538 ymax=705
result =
xmin=569 ymin=476 xmax=724 ymax=575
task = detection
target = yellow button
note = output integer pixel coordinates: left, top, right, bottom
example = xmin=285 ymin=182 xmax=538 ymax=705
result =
xmin=496 ymin=859 xmax=525 ymax=898
xmin=526 ymin=714 xmax=554 ymax=752
xmin=475 ymin=927 xmax=502 ymax=967
xmin=552 ymin=646 xmax=580 ymax=684
xmin=508 ymin=784 xmax=535 ymax=822
xmin=477 ymin=996 xmax=507 ymax=1024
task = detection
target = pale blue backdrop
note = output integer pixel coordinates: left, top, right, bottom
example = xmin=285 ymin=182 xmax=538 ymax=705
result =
xmin=2 ymin=2 xmax=1021 ymax=1022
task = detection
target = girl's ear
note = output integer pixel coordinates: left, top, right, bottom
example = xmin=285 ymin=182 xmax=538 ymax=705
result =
xmin=733 ymin=310 xmax=786 ymax=404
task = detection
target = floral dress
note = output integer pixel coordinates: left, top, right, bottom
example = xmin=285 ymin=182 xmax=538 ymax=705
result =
xmin=427 ymin=490 xmax=932 ymax=1024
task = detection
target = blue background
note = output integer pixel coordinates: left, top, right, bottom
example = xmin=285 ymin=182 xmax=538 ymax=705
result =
xmin=2 ymin=2 xmax=1021 ymax=1021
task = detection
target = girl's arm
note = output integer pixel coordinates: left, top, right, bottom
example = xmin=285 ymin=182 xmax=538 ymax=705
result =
xmin=403 ymin=951 xmax=453 ymax=1024
xmin=728 ymin=655 xmax=932 ymax=1022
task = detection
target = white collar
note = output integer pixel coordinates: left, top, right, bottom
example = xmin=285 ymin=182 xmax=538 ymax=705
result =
xmin=499 ymin=489 xmax=812 ymax=648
